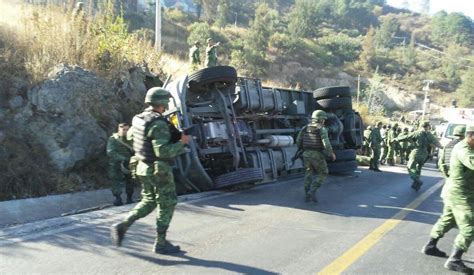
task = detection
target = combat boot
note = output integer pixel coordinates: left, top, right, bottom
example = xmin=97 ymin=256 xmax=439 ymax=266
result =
xmin=304 ymin=193 xmax=311 ymax=202
xmin=153 ymin=233 xmax=180 ymax=254
xmin=309 ymin=191 xmax=318 ymax=203
xmin=110 ymin=222 xmax=128 ymax=247
xmin=126 ymin=193 xmax=133 ymax=204
xmin=445 ymin=247 xmax=473 ymax=274
xmin=422 ymin=237 xmax=447 ymax=257
xmin=374 ymin=167 xmax=382 ymax=172
xmin=113 ymin=195 xmax=123 ymax=206
xmin=411 ymin=179 xmax=423 ymax=192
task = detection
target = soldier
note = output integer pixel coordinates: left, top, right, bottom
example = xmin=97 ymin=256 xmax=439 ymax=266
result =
xmin=422 ymin=124 xmax=474 ymax=273
xmin=205 ymin=38 xmax=220 ymax=67
xmin=111 ymin=87 xmax=191 ymax=254
xmin=386 ymin=123 xmax=399 ymax=166
xmin=399 ymin=128 xmax=409 ymax=165
xmin=189 ymin=41 xmax=201 ymax=71
xmin=107 ymin=123 xmax=134 ymax=206
xmin=363 ymin=126 xmax=372 ymax=156
xmin=369 ymin=121 xmax=383 ymax=172
xmin=438 ymin=125 xmax=466 ymax=178
xmin=296 ymin=110 xmax=336 ymax=203
xmin=380 ymin=124 xmax=389 ymax=165
xmin=396 ymin=121 xmax=441 ymax=191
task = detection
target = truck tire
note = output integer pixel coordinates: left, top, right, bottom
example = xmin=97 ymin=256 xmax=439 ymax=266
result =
xmin=315 ymin=97 xmax=352 ymax=111
xmin=214 ymin=168 xmax=264 ymax=189
xmin=188 ymin=66 xmax=237 ymax=92
xmin=343 ymin=111 xmax=363 ymax=148
xmin=313 ymin=86 xmax=351 ymax=100
xmin=328 ymin=149 xmax=357 ymax=162
xmin=328 ymin=160 xmax=358 ymax=174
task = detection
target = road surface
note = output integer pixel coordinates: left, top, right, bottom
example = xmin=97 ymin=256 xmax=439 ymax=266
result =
xmin=1 ymin=162 xmax=470 ymax=274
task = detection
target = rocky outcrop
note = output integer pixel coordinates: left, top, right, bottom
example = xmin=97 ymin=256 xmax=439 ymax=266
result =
xmin=9 ymin=64 xmax=151 ymax=172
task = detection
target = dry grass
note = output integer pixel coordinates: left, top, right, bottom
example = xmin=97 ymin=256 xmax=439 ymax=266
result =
xmin=0 ymin=0 xmax=162 ymax=85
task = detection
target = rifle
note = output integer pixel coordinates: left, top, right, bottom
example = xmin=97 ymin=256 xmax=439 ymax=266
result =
xmin=288 ymin=148 xmax=304 ymax=168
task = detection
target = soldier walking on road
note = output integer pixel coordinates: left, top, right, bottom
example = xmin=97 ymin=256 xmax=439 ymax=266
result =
xmin=189 ymin=41 xmax=201 ymax=71
xmin=111 ymin=87 xmax=191 ymax=254
xmin=399 ymin=128 xmax=409 ymax=165
xmin=438 ymin=125 xmax=466 ymax=178
xmin=369 ymin=121 xmax=383 ymax=172
xmin=380 ymin=124 xmax=389 ymax=164
xmin=396 ymin=121 xmax=441 ymax=191
xmin=386 ymin=123 xmax=399 ymax=166
xmin=422 ymin=124 xmax=474 ymax=273
xmin=296 ymin=110 xmax=336 ymax=203
xmin=205 ymin=38 xmax=220 ymax=68
xmin=107 ymin=123 xmax=135 ymax=206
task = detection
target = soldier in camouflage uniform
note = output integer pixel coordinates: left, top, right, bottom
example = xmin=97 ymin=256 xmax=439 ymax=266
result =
xmin=396 ymin=121 xmax=441 ymax=191
xmin=296 ymin=110 xmax=336 ymax=203
xmin=205 ymin=38 xmax=220 ymax=68
xmin=189 ymin=41 xmax=201 ymax=71
xmin=386 ymin=123 xmax=399 ymax=166
xmin=422 ymin=124 xmax=474 ymax=273
xmin=438 ymin=125 xmax=466 ymax=178
xmin=363 ymin=126 xmax=372 ymax=156
xmin=111 ymin=87 xmax=191 ymax=254
xmin=399 ymin=128 xmax=409 ymax=165
xmin=380 ymin=124 xmax=389 ymax=165
xmin=369 ymin=121 xmax=383 ymax=172
xmin=107 ymin=123 xmax=134 ymax=206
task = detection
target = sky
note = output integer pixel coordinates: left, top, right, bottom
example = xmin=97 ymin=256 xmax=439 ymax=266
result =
xmin=387 ymin=0 xmax=474 ymax=19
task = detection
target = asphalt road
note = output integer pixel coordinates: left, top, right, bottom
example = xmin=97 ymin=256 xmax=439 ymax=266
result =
xmin=1 ymin=162 xmax=471 ymax=274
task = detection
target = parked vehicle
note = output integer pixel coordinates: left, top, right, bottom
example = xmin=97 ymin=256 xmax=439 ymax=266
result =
xmin=163 ymin=66 xmax=363 ymax=193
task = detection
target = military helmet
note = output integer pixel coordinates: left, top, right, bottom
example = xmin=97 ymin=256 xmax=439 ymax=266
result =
xmin=144 ymin=87 xmax=171 ymax=105
xmin=453 ymin=125 xmax=466 ymax=137
xmin=421 ymin=121 xmax=430 ymax=128
xmin=376 ymin=121 xmax=383 ymax=126
xmin=194 ymin=40 xmax=201 ymax=46
xmin=465 ymin=124 xmax=474 ymax=133
xmin=206 ymin=38 xmax=213 ymax=43
xmin=311 ymin=110 xmax=327 ymax=120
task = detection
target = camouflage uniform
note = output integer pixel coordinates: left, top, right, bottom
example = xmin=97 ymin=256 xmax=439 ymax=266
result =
xmin=424 ymin=125 xmax=474 ymax=273
xmin=111 ymin=87 xmax=187 ymax=254
xmin=396 ymin=121 xmax=441 ymax=191
xmin=205 ymin=39 xmax=219 ymax=67
xmin=438 ymin=126 xmax=466 ymax=178
xmin=296 ymin=110 xmax=334 ymax=202
xmin=369 ymin=123 xmax=383 ymax=172
xmin=399 ymin=128 xmax=409 ymax=165
xmin=380 ymin=126 xmax=389 ymax=164
xmin=363 ymin=126 xmax=372 ymax=156
xmin=189 ymin=43 xmax=201 ymax=71
xmin=386 ymin=124 xmax=399 ymax=165
xmin=106 ymin=132 xmax=134 ymax=203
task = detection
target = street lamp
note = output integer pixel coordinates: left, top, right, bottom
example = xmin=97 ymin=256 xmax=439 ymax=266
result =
xmin=421 ymin=80 xmax=433 ymax=121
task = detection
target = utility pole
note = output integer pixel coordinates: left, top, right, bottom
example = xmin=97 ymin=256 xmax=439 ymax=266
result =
xmin=234 ymin=12 xmax=238 ymax=27
xmin=356 ymin=74 xmax=360 ymax=106
xmin=155 ymin=0 xmax=161 ymax=51
xmin=421 ymin=79 xmax=434 ymax=121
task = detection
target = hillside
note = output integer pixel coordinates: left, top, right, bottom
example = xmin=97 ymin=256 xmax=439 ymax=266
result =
xmin=0 ymin=0 xmax=472 ymax=201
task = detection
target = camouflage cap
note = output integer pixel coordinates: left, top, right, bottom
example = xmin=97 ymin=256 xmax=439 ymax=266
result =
xmin=466 ymin=124 xmax=474 ymax=133
xmin=376 ymin=121 xmax=383 ymax=126
xmin=421 ymin=121 xmax=430 ymax=128
xmin=311 ymin=110 xmax=327 ymax=120
xmin=404 ymin=127 xmax=409 ymax=131
xmin=206 ymin=38 xmax=213 ymax=43
xmin=453 ymin=125 xmax=466 ymax=136
xmin=367 ymin=126 xmax=372 ymax=130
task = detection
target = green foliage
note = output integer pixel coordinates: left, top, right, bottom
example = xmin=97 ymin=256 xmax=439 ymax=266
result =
xmin=269 ymin=32 xmax=301 ymax=55
xmin=215 ymin=0 xmax=231 ymax=28
xmin=441 ymin=43 xmax=471 ymax=88
xmin=317 ymin=32 xmax=361 ymax=64
xmin=358 ymin=26 xmax=377 ymax=72
xmin=402 ymin=32 xmax=416 ymax=70
xmin=375 ymin=16 xmax=399 ymax=49
xmin=187 ymin=22 xmax=212 ymax=47
xmin=456 ymin=68 xmax=474 ymax=107
xmin=430 ymin=11 xmax=473 ymax=47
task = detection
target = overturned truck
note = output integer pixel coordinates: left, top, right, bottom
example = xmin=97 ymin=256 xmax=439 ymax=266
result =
xmin=163 ymin=66 xmax=363 ymax=194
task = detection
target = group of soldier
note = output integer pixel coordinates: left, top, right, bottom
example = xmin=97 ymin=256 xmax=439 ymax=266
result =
xmin=189 ymin=38 xmax=220 ymax=71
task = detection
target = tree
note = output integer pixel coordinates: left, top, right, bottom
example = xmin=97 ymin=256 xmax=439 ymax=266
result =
xmin=187 ymin=22 xmax=211 ymax=46
xmin=431 ymin=11 xmax=473 ymax=47
xmin=456 ymin=68 xmax=474 ymax=107
xmin=403 ymin=31 xmax=416 ymax=69
xmin=215 ymin=0 xmax=230 ymax=28
xmin=419 ymin=0 xmax=430 ymax=14
xmin=359 ymin=26 xmax=377 ymax=72
xmin=441 ymin=43 xmax=470 ymax=88
xmin=375 ymin=17 xmax=399 ymax=49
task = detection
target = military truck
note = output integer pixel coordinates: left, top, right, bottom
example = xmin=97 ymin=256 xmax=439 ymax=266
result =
xmin=163 ymin=66 xmax=363 ymax=193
